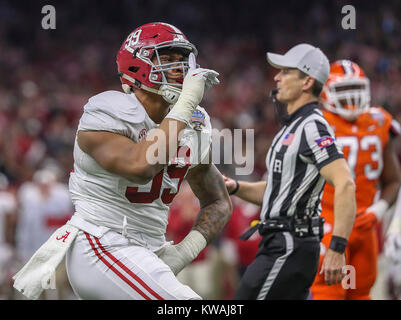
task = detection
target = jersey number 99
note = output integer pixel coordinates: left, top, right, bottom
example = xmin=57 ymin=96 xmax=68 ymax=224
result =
xmin=125 ymin=146 xmax=190 ymax=204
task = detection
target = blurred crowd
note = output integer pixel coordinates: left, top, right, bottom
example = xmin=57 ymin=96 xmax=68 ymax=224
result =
xmin=0 ymin=0 xmax=400 ymax=299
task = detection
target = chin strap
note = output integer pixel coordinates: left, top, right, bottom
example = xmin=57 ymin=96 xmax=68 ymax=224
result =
xmin=121 ymin=73 xmax=181 ymax=104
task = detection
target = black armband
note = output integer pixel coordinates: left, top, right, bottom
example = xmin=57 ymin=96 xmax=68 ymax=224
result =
xmin=329 ymin=235 xmax=348 ymax=254
xmin=229 ymin=180 xmax=240 ymax=195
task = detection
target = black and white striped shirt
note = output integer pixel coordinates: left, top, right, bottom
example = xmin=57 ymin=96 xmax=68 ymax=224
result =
xmin=260 ymin=102 xmax=344 ymax=220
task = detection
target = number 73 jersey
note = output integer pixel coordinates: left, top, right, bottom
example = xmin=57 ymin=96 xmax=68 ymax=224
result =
xmin=321 ymin=107 xmax=400 ymax=220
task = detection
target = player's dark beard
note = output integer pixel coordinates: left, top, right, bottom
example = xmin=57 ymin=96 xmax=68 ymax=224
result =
xmin=270 ymin=89 xmax=289 ymax=125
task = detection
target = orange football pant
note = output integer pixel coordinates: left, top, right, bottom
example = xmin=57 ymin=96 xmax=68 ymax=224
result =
xmin=310 ymin=214 xmax=378 ymax=300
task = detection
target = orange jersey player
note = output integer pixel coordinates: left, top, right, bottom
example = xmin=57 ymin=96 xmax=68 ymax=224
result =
xmin=310 ymin=60 xmax=401 ymax=300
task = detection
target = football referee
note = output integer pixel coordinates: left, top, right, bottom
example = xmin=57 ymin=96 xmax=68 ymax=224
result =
xmin=225 ymin=44 xmax=356 ymax=300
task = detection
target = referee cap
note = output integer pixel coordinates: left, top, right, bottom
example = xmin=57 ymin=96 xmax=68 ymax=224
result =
xmin=267 ymin=43 xmax=330 ymax=85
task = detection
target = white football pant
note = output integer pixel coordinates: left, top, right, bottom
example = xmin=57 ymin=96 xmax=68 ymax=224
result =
xmin=65 ymin=230 xmax=201 ymax=300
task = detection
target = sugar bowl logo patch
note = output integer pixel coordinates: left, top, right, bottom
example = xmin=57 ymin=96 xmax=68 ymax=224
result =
xmin=315 ymin=136 xmax=335 ymax=149
xmin=190 ymin=110 xmax=206 ymax=131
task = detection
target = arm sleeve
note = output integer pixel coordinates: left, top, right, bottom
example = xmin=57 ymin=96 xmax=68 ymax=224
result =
xmin=299 ymin=119 xmax=344 ymax=170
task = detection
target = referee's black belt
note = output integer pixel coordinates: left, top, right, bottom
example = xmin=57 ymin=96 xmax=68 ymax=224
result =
xmin=239 ymin=216 xmax=324 ymax=241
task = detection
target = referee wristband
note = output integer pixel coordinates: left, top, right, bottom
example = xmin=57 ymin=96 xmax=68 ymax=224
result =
xmin=229 ymin=180 xmax=240 ymax=195
xmin=329 ymin=235 xmax=348 ymax=254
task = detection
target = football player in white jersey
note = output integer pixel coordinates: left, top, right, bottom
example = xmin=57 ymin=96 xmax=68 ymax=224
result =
xmin=0 ymin=173 xmax=17 ymax=298
xmin=65 ymin=22 xmax=232 ymax=300
xmin=16 ymin=169 xmax=73 ymax=263
xmin=16 ymin=168 xmax=74 ymax=299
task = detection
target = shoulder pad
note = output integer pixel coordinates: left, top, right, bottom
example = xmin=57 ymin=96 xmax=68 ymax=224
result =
xmin=87 ymin=90 xmax=146 ymax=124
xmin=368 ymin=106 xmax=392 ymax=125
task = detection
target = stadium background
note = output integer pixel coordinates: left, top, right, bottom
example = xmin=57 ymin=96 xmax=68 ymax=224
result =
xmin=0 ymin=0 xmax=400 ymax=299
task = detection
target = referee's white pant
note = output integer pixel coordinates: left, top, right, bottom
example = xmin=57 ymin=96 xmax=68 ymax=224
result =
xmin=66 ymin=230 xmax=201 ymax=300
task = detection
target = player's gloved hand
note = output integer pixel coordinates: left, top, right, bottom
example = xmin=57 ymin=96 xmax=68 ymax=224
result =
xmin=166 ymin=53 xmax=219 ymax=125
xmin=366 ymin=199 xmax=389 ymax=221
xmin=384 ymin=232 xmax=401 ymax=265
xmin=155 ymin=230 xmax=207 ymax=275
xmin=354 ymin=199 xmax=390 ymax=229
xmin=183 ymin=52 xmax=220 ymax=95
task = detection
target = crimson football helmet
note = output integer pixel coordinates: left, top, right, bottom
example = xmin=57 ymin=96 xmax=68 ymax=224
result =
xmin=322 ymin=60 xmax=371 ymax=121
xmin=116 ymin=22 xmax=197 ymax=104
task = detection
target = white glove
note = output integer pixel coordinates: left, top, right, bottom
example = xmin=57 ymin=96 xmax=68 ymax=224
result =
xmin=166 ymin=53 xmax=219 ymax=125
xmin=155 ymin=230 xmax=207 ymax=275
xmin=384 ymin=232 xmax=401 ymax=265
xmin=366 ymin=199 xmax=389 ymax=221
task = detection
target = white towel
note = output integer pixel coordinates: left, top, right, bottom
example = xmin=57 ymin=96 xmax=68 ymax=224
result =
xmin=12 ymin=223 xmax=79 ymax=300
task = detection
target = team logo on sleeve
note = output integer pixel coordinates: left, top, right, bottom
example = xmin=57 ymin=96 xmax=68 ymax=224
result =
xmin=190 ymin=110 xmax=206 ymax=131
xmin=315 ymin=136 xmax=335 ymax=149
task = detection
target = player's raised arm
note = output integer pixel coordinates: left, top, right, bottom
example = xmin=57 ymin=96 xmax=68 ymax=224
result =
xmin=78 ymin=53 xmax=219 ymax=184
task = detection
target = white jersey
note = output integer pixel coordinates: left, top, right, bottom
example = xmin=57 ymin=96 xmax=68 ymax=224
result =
xmin=0 ymin=191 xmax=16 ymax=244
xmin=69 ymin=90 xmax=212 ymax=250
xmin=16 ymin=182 xmax=73 ymax=262
xmin=0 ymin=191 xmax=16 ymax=284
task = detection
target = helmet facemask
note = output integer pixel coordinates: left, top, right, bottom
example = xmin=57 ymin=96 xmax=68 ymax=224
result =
xmin=136 ymin=41 xmax=198 ymax=104
xmin=323 ymin=77 xmax=370 ymax=121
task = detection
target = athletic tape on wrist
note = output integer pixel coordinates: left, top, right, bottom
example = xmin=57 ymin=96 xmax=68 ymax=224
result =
xmin=165 ymin=100 xmax=196 ymax=125
xmin=180 ymin=230 xmax=207 ymax=261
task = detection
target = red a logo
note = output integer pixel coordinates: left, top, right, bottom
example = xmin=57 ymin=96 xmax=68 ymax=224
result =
xmin=56 ymin=231 xmax=71 ymax=243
